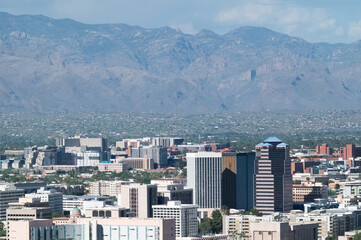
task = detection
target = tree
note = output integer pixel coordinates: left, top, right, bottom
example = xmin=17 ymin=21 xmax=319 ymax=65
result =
xmin=221 ymin=205 xmax=230 ymax=216
xmin=229 ymin=230 xmax=249 ymax=240
xmin=180 ymin=168 xmax=187 ymax=178
xmin=354 ymin=232 xmax=361 ymax=240
xmin=211 ymin=210 xmax=223 ymax=233
xmin=325 ymin=232 xmax=336 ymax=240
xmin=335 ymin=184 xmax=340 ymax=190
xmin=0 ymin=230 xmax=5 ymax=237
xmin=328 ymin=190 xmax=337 ymax=196
xmin=198 ymin=210 xmax=223 ymax=234
xmin=199 ymin=218 xmax=213 ymax=234
xmin=242 ymin=208 xmax=262 ymax=216
xmin=293 ymin=180 xmax=301 ymax=184
xmin=0 ymin=221 xmax=4 ymax=237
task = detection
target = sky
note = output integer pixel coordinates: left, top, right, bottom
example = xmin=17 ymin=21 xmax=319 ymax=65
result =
xmin=0 ymin=0 xmax=360 ymax=43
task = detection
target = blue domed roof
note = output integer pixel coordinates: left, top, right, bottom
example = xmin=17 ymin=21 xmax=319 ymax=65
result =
xmin=71 ymin=207 xmax=81 ymax=217
xmin=264 ymin=137 xmax=282 ymax=143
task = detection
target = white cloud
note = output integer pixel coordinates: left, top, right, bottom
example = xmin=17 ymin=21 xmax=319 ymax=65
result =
xmin=348 ymin=20 xmax=361 ymax=39
xmin=215 ymin=2 xmax=344 ymax=41
xmin=216 ymin=3 xmax=273 ymax=24
xmin=171 ymin=23 xmax=197 ymax=34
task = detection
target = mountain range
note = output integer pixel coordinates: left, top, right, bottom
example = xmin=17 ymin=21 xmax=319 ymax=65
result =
xmin=1 ymin=12 xmax=361 ymax=113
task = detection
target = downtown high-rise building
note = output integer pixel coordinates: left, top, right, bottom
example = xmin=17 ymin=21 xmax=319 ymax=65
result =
xmin=120 ymin=184 xmax=158 ymax=218
xmin=254 ymin=137 xmax=292 ymax=214
xmin=187 ymin=152 xmax=222 ymax=208
xmin=222 ymin=152 xmax=255 ymax=210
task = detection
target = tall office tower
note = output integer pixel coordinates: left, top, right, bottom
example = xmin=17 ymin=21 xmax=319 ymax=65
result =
xmin=222 ymin=152 xmax=255 ymax=210
xmin=254 ymin=137 xmax=292 ymax=214
xmin=187 ymin=152 xmax=222 ymax=208
xmin=120 ymin=184 xmax=158 ymax=218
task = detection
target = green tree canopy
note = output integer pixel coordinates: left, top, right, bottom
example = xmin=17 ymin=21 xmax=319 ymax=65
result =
xmin=199 ymin=218 xmax=213 ymax=234
xmin=354 ymin=232 xmax=361 ymax=240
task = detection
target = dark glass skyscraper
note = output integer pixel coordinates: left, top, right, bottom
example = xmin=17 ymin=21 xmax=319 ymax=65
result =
xmin=222 ymin=152 xmax=255 ymax=210
xmin=254 ymin=137 xmax=292 ymax=214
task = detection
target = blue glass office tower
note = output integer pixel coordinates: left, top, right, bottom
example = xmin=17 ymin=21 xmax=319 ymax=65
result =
xmin=222 ymin=152 xmax=255 ymax=210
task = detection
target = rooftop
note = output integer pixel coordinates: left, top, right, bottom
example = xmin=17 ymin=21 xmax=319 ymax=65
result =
xmin=264 ymin=137 xmax=283 ymax=143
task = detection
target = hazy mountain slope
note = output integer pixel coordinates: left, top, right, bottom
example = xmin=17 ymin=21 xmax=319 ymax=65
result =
xmin=1 ymin=12 xmax=361 ymax=113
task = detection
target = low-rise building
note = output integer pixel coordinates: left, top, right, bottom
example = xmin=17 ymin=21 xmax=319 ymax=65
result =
xmin=88 ymin=180 xmax=131 ymax=196
xmin=156 ymin=183 xmax=193 ymax=204
xmin=249 ymin=221 xmax=318 ymax=240
xmin=63 ymin=195 xmax=113 ymax=215
xmin=25 ymin=187 xmax=63 ymax=214
xmin=153 ymin=201 xmax=198 ymax=237
xmin=343 ymin=181 xmax=361 ymax=198
xmin=0 ymin=183 xmax=24 ymax=222
xmin=84 ymin=206 xmax=132 ymax=218
xmin=293 ymin=182 xmax=328 ymax=202
xmin=6 ymin=197 xmax=52 ymax=222
xmin=118 ymin=157 xmax=154 ymax=170
xmin=97 ymin=161 xmax=129 ymax=173
xmin=8 ymin=217 xmax=176 ymax=240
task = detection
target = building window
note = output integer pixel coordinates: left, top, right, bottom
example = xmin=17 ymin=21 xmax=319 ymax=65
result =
xmin=99 ymin=211 xmax=104 ymax=217
xmin=106 ymin=211 xmax=111 ymax=217
xmin=92 ymin=211 xmax=98 ymax=217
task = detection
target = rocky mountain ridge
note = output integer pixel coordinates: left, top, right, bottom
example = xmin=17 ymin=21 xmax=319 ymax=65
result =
xmin=1 ymin=12 xmax=361 ymax=113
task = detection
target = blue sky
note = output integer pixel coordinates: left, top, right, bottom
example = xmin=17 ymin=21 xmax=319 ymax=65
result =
xmin=0 ymin=0 xmax=360 ymax=43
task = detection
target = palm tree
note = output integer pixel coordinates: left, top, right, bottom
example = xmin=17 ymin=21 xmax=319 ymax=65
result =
xmin=229 ymin=229 xmax=249 ymax=240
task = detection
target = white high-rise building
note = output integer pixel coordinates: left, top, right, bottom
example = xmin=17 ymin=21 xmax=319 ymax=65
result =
xmin=153 ymin=201 xmax=198 ymax=238
xmin=187 ymin=152 xmax=222 ymax=208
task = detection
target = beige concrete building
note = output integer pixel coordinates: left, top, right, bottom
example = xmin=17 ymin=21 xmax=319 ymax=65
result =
xmin=248 ymin=221 xmax=318 ymax=240
xmin=293 ymin=182 xmax=328 ymax=202
xmin=223 ymin=214 xmax=276 ymax=236
xmin=88 ymin=180 xmax=131 ymax=196
xmin=116 ymin=138 xmax=151 ymax=149
xmin=6 ymin=197 xmax=52 ymax=222
xmin=8 ymin=217 xmax=175 ymax=240
xmin=97 ymin=162 xmax=129 ymax=173
xmin=84 ymin=206 xmax=132 ymax=218
xmin=120 ymin=157 xmax=154 ymax=170
xmin=338 ymin=231 xmax=357 ymax=240
xmin=120 ymin=183 xmax=157 ymax=218
xmin=8 ymin=219 xmax=53 ymax=240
